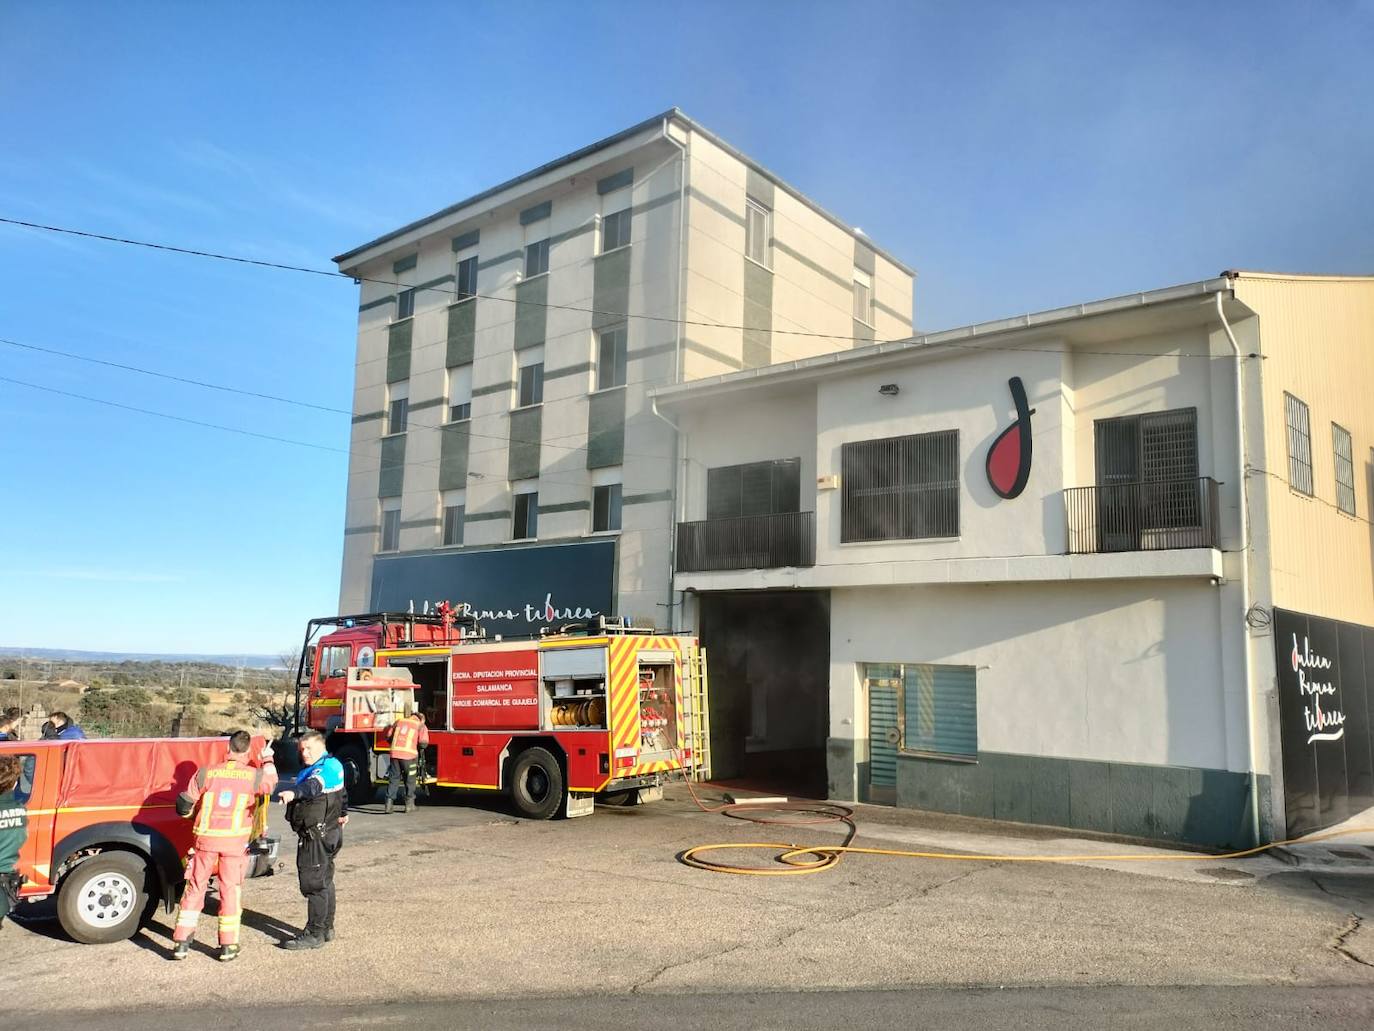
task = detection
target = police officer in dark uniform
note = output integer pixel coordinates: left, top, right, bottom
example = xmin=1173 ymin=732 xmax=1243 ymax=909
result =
xmin=275 ymin=730 xmax=347 ymax=950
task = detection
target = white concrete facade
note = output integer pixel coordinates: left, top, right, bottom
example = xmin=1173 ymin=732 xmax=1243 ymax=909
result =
xmin=657 ymin=279 xmax=1293 ymax=847
xmin=332 ymin=110 xmax=913 ymax=633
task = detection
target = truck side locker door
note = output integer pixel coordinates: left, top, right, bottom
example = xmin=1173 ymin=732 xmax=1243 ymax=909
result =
xmin=16 ymin=746 xmax=60 ymax=895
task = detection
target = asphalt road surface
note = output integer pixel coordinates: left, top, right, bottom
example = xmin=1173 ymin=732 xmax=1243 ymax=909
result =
xmin=5 ymin=785 xmax=1372 ymax=1028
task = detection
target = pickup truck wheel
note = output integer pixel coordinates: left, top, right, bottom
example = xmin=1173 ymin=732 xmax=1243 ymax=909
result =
xmin=509 ymin=747 xmax=563 ymax=821
xmin=57 ymin=853 xmax=152 ymax=945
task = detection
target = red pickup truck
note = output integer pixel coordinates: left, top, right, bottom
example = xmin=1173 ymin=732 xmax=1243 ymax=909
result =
xmin=1 ymin=736 xmax=277 ymax=944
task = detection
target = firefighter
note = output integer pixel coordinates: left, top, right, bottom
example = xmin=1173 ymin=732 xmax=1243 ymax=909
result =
xmin=276 ymin=730 xmax=347 ymax=950
xmin=0 ymin=754 xmax=27 ymax=930
xmin=384 ymin=707 xmax=429 ymax=814
xmin=171 ymin=730 xmax=268 ymax=962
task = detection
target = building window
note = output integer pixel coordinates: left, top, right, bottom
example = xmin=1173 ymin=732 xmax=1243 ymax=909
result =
xmin=865 ymin=662 xmax=977 ymax=760
xmin=1333 ymin=423 xmax=1356 ymax=516
xmin=1285 ymin=393 xmax=1314 ymax=496
xmin=1094 ymin=408 xmax=1201 ymax=539
xmin=601 ymin=208 xmax=631 ymax=252
xmin=707 ymin=459 xmax=801 ymax=519
xmin=387 ymin=383 xmax=408 ymax=435
xmin=853 ymin=268 xmax=873 ymax=324
xmin=593 ymin=483 xmax=622 ymax=532
xmin=841 ymin=431 xmax=959 ymax=542
xmin=513 ymin=487 xmax=538 ymax=540
xmin=396 ymin=288 xmax=415 ymax=320
xmin=448 ymin=364 xmax=472 ymax=422
xmin=442 ymin=491 xmax=465 ymax=546
xmin=597 ymin=326 xmax=628 ymax=390
xmin=745 ymin=198 xmax=771 ymax=267
xmin=518 ymin=361 xmax=544 ymax=408
xmin=524 ymin=238 xmax=550 ymax=278
xmin=380 ymin=502 xmax=401 ymax=553
xmin=455 ymin=255 xmax=478 ymax=300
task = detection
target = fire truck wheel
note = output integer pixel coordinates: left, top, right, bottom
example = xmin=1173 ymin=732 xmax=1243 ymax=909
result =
xmin=57 ymin=852 xmax=153 ymax=945
xmin=509 ymin=747 xmax=564 ymax=821
xmin=336 ymin=744 xmax=376 ymax=806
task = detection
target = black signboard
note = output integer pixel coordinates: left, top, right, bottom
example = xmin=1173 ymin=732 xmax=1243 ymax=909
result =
xmin=1273 ymin=608 xmax=1374 ymax=836
xmin=369 ymin=538 xmax=617 ymax=640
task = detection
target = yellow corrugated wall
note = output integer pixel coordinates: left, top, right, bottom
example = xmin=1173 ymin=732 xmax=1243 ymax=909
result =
xmin=1237 ymin=274 xmax=1374 ymax=626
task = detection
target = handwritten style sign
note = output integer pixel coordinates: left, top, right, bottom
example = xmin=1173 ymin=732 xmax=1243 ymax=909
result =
xmin=1291 ymin=633 xmax=1346 ymax=744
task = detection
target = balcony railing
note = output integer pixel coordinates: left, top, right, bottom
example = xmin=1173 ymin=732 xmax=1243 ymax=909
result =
xmin=1065 ymin=477 xmax=1220 ymax=555
xmin=675 ymin=511 xmax=816 ymax=572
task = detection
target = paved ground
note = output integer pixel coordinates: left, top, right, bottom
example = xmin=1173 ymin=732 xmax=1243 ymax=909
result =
xmin=5 ymin=785 xmax=1373 ymax=1028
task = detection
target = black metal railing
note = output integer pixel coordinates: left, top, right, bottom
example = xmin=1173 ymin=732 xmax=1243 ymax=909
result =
xmin=675 ymin=511 xmax=816 ymax=572
xmin=1064 ymin=477 xmax=1220 ymax=554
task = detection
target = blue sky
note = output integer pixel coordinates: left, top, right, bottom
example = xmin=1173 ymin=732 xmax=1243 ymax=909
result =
xmin=1 ymin=1 xmax=1371 ymax=654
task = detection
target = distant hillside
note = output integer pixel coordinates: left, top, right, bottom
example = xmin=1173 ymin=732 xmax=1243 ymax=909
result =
xmin=0 ymin=646 xmax=283 ymax=669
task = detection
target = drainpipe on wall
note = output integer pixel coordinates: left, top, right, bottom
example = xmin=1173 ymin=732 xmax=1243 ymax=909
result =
xmin=1216 ymin=288 xmax=1262 ymax=847
xmin=655 ymin=116 xmax=689 ymax=631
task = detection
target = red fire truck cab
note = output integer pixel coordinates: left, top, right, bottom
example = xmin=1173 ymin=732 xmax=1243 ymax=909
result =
xmin=298 ymin=613 xmax=711 ymax=818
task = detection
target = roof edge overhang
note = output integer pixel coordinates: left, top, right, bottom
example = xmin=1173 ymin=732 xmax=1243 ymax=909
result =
xmin=333 ymin=109 xmax=914 ymax=277
xmin=654 ymin=276 xmax=1249 ymax=410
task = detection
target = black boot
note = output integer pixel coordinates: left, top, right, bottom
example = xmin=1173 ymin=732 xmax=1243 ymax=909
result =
xmin=280 ymin=933 xmax=324 ymax=951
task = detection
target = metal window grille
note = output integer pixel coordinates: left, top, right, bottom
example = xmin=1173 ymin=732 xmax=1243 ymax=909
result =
xmin=513 ymin=492 xmax=538 ymax=539
xmin=601 ymin=208 xmax=631 ymax=252
xmin=396 ymin=288 xmax=415 ymax=320
xmin=455 ymin=256 xmax=478 ymax=299
xmin=706 ymin=459 xmax=801 ymax=520
xmin=518 ymin=363 xmax=544 ymax=407
xmin=524 ymin=239 xmax=549 ymax=278
xmin=598 ymin=326 xmax=628 ymax=390
xmin=864 ymin=662 xmax=977 ymax=760
xmin=1094 ymin=408 xmax=1201 ymax=537
xmin=442 ymin=505 xmax=464 ymax=546
xmin=1285 ymin=393 xmax=1313 ymax=495
xmin=1333 ymin=423 xmax=1356 ymax=515
xmin=593 ymin=484 xmax=622 ymax=532
xmin=387 ymin=397 xmax=408 ymax=435
xmin=380 ymin=508 xmax=401 ymax=552
xmin=841 ymin=431 xmax=959 ymax=542
xmin=745 ymin=199 xmax=771 ymax=266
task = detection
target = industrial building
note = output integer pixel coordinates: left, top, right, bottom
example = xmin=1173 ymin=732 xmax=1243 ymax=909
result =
xmin=655 ymin=272 xmax=1374 ymax=847
xmin=332 ymin=110 xmax=912 ymax=634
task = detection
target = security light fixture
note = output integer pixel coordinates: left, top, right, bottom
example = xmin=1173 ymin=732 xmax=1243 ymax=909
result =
xmin=878 ymin=383 xmax=899 ymax=396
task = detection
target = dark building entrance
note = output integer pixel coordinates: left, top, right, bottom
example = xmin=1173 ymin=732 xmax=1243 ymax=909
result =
xmin=697 ymin=590 xmax=830 ymax=799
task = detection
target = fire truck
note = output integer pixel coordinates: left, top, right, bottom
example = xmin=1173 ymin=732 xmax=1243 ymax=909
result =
xmin=295 ymin=611 xmax=711 ymax=819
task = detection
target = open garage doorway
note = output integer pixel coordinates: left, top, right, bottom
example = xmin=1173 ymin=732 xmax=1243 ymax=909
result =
xmin=697 ymin=590 xmax=830 ymax=799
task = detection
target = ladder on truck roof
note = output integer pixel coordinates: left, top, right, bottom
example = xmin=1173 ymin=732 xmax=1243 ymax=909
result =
xmin=683 ymin=645 xmax=712 ymax=781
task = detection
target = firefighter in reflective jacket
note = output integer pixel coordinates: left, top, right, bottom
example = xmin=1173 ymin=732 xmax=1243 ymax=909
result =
xmin=384 ymin=709 xmax=428 ymax=814
xmin=171 ymin=730 xmax=268 ymax=962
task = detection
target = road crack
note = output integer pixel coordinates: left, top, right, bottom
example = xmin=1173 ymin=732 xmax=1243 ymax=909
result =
xmin=1330 ymin=914 xmax=1374 ymax=969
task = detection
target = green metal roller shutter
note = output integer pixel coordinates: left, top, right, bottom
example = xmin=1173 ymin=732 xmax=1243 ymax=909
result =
xmin=903 ymin=664 xmax=977 ymax=759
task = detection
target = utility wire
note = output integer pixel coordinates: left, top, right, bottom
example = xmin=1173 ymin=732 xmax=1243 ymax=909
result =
xmin=0 ymin=214 xmax=1247 ymax=362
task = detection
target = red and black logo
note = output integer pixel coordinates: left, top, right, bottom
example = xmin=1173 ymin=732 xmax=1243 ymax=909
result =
xmin=985 ymin=377 xmax=1034 ymax=500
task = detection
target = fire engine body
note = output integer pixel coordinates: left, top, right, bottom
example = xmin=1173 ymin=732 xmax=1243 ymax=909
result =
xmin=301 ymin=614 xmax=709 ymax=819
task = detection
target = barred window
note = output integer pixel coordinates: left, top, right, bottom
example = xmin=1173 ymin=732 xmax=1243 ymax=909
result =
xmin=1333 ymin=423 xmax=1356 ymax=515
xmin=707 ymin=459 xmax=800 ymax=519
xmin=1285 ymin=393 xmax=1313 ymax=495
xmin=841 ymin=431 xmax=959 ymax=542
xmin=442 ymin=491 xmax=465 ymax=547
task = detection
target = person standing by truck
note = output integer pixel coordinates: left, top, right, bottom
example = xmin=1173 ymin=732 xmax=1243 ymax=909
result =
xmin=171 ymin=730 xmax=268 ymax=962
xmin=41 ymin=712 xmax=86 ymax=740
xmin=0 ymin=754 xmax=27 ymax=930
xmin=276 ymin=730 xmax=347 ymax=950
xmin=384 ymin=708 xmax=428 ymax=814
